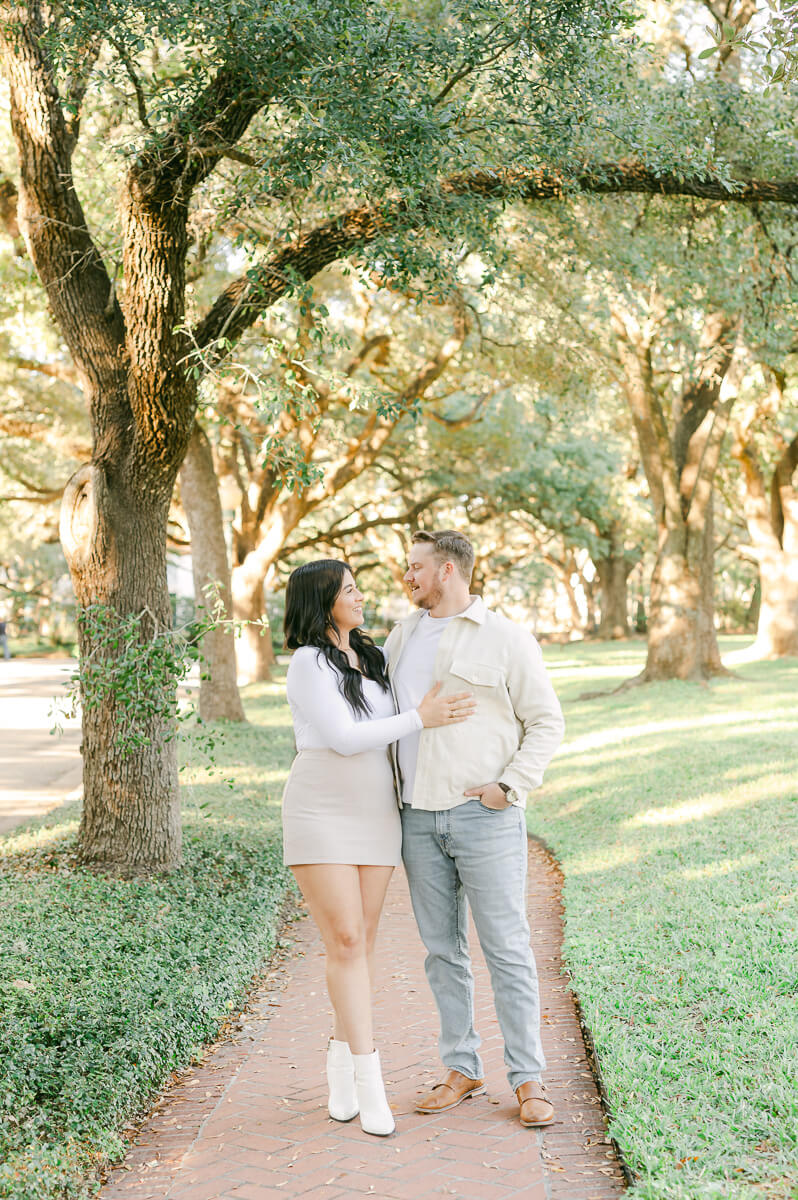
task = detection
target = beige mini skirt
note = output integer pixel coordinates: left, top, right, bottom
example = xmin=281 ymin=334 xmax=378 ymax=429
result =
xmin=282 ymin=747 xmax=401 ymax=867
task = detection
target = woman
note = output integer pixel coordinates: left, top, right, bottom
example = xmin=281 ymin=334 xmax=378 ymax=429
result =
xmin=282 ymin=559 xmax=474 ymax=1136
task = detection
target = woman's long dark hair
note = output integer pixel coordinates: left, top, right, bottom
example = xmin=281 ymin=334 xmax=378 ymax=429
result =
xmin=284 ymin=559 xmax=390 ymax=716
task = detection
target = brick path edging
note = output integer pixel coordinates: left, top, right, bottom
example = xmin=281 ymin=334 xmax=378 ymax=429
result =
xmin=529 ymin=836 xmax=636 ymax=1191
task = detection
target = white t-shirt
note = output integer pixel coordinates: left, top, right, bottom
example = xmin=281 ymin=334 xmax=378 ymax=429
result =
xmin=392 ymin=611 xmax=458 ymax=804
xmin=286 ymin=646 xmax=422 ymax=756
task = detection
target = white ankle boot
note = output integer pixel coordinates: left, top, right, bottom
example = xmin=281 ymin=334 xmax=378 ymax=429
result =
xmin=352 ymin=1049 xmax=395 ymax=1136
xmin=326 ymin=1039 xmax=359 ymax=1122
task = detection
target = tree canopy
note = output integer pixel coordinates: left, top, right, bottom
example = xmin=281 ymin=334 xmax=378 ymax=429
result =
xmin=1 ymin=0 xmax=796 ymax=871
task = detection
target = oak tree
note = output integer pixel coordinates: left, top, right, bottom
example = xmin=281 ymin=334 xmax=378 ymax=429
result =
xmin=1 ymin=0 xmax=794 ymax=870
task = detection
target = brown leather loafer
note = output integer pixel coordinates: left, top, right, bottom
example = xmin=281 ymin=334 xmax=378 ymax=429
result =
xmin=516 ymin=1081 xmax=555 ymax=1127
xmin=415 ymin=1069 xmax=486 ymax=1113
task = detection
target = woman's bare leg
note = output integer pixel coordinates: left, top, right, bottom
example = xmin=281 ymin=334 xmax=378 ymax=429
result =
xmin=359 ymin=865 xmax=394 ymax=991
xmin=325 ymin=865 xmax=393 ymax=1040
xmin=292 ymin=864 xmax=389 ymax=1054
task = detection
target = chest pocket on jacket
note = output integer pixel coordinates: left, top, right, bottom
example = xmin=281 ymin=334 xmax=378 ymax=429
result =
xmin=449 ymin=658 xmax=503 ymax=689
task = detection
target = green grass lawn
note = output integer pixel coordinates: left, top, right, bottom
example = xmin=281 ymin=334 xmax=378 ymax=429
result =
xmin=533 ymin=636 xmax=798 ymax=1200
xmin=0 ymin=678 xmax=297 ymax=1200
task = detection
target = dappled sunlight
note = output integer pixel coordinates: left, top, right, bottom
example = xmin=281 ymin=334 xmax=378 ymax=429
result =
xmin=181 ymin=709 xmax=293 ymax=733
xmin=561 ymin=709 xmax=792 ymax=757
xmin=565 ymin=842 xmax=643 ymax=876
xmin=242 ymin=677 xmax=289 ymax=702
xmin=259 ymin=767 xmax=290 ymax=786
xmin=184 ymin=811 xmax=282 ymax=834
xmin=181 ymin=784 xmax=282 ymax=810
xmin=722 ymin=644 xmax=770 ymax=667
xmin=553 ymin=792 xmax=603 ymax=818
xmin=722 ymin=641 xmax=788 ymax=667
xmin=542 ymin=642 xmax=649 ymax=665
xmin=541 ymin=657 xmax=588 ymax=670
xmin=677 ymin=854 xmax=760 ymax=881
xmin=528 ymin=653 xmax=797 ymax=1197
xmin=546 ymin=663 xmax=641 ymax=680
xmin=626 ymin=775 xmax=783 ymax=827
xmin=181 ymin=778 xmax=277 ymax=804
xmin=182 ymin=764 xmax=288 ymax=789
xmin=0 ymin=808 xmax=80 ymax=857
xmin=552 ymin=732 xmax=793 ymax=788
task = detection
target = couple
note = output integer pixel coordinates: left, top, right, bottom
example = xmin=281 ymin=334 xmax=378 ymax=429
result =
xmin=281 ymin=529 xmax=565 ymax=1137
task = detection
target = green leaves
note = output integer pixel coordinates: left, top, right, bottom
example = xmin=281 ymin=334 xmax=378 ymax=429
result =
xmin=0 ymin=828 xmax=291 ymax=1197
xmin=0 ymin=675 xmax=296 ymax=1200
xmin=38 ymin=0 xmax=653 ymax=239
xmin=697 ymin=4 xmax=798 ymax=92
xmin=60 ymin=603 xmax=216 ymax=758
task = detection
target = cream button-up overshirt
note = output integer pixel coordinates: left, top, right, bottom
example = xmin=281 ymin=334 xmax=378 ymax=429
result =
xmin=385 ymin=596 xmax=565 ymax=811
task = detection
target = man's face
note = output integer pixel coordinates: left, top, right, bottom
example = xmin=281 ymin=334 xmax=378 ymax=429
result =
xmin=404 ymin=543 xmax=446 ymax=610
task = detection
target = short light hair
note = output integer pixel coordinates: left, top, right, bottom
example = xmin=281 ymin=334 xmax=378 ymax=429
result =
xmin=411 ymin=529 xmax=475 ymax=583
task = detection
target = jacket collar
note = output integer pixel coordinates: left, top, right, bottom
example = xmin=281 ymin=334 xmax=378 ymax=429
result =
xmin=396 ymin=594 xmax=486 ymax=631
xmin=460 ymin=595 xmax=487 ymax=624
xmin=389 ymin=595 xmax=485 ymax=678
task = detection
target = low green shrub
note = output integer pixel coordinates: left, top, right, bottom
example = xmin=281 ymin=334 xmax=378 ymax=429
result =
xmin=0 ymin=676 xmax=296 ymax=1200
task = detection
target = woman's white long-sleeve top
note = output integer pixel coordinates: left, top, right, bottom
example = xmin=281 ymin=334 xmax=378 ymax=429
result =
xmin=286 ymin=645 xmax=423 ymax=756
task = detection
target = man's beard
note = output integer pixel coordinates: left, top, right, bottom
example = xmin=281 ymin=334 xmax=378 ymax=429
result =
xmin=418 ymin=584 xmax=444 ymax=610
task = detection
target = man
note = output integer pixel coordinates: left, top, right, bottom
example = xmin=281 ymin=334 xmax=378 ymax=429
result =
xmin=385 ymin=530 xmax=565 ymax=1127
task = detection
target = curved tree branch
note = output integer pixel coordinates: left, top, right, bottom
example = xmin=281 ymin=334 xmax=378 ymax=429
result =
xmin=0 ymin=9 xmax=124 ymax=359
xmin=427 ymin=392 xmax=490 ymax=429
xmin=195 ymin=162 xmax=798 ymax=360
xmin=0 ymin=4 xmax=128 ymax=463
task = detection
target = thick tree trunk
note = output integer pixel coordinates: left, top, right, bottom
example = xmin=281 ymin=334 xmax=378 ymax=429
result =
xmin=60 ymin=465 xmax=181 ymax=873
xmin=582 ymin=574 xmax=598 ymax=635
xmin=753 ymin=550 xmax=798 ymax=656
xmin=231 ymin=515 xmax=293 ymax=684
xmin=733 ymin=426 xmax=798 ymax=658
xmin=595 ymin=554 xmax=630 ymax=638
xmin=643 ymin=501 xmax=723 ymax=680
xmin=231 ymin=573 xmax=276 ymax=684
xmin=180 ymin=426 xmax=246 ymax=721
xmin=595 ymin=523 xmax=634 ymax=639
xmin=644 ymin=529 xmax=702 ymax=678
xmin=0 ymin=10 xmax=262 ymax=876
xmin=611 ymin=307 xmax=736 ymax=681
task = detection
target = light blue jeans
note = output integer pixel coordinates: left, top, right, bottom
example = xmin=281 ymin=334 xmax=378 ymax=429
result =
xmin=401 ymin=799 xmax=546 ymax=1091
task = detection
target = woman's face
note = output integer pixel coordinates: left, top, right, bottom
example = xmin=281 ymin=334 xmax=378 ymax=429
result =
xmin=329 ymin=569 xmax=365 ymax=634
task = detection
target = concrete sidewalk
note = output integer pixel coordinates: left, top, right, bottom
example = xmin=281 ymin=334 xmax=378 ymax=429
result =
xmin=101 ymin=843 xmax=626 ymax=1200
xmin=0 ymin=658 xmax=82 ymax=835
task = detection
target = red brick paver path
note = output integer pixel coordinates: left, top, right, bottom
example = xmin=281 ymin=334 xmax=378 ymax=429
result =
xmin=101 ymin=841 xmax=625 ymax=1200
